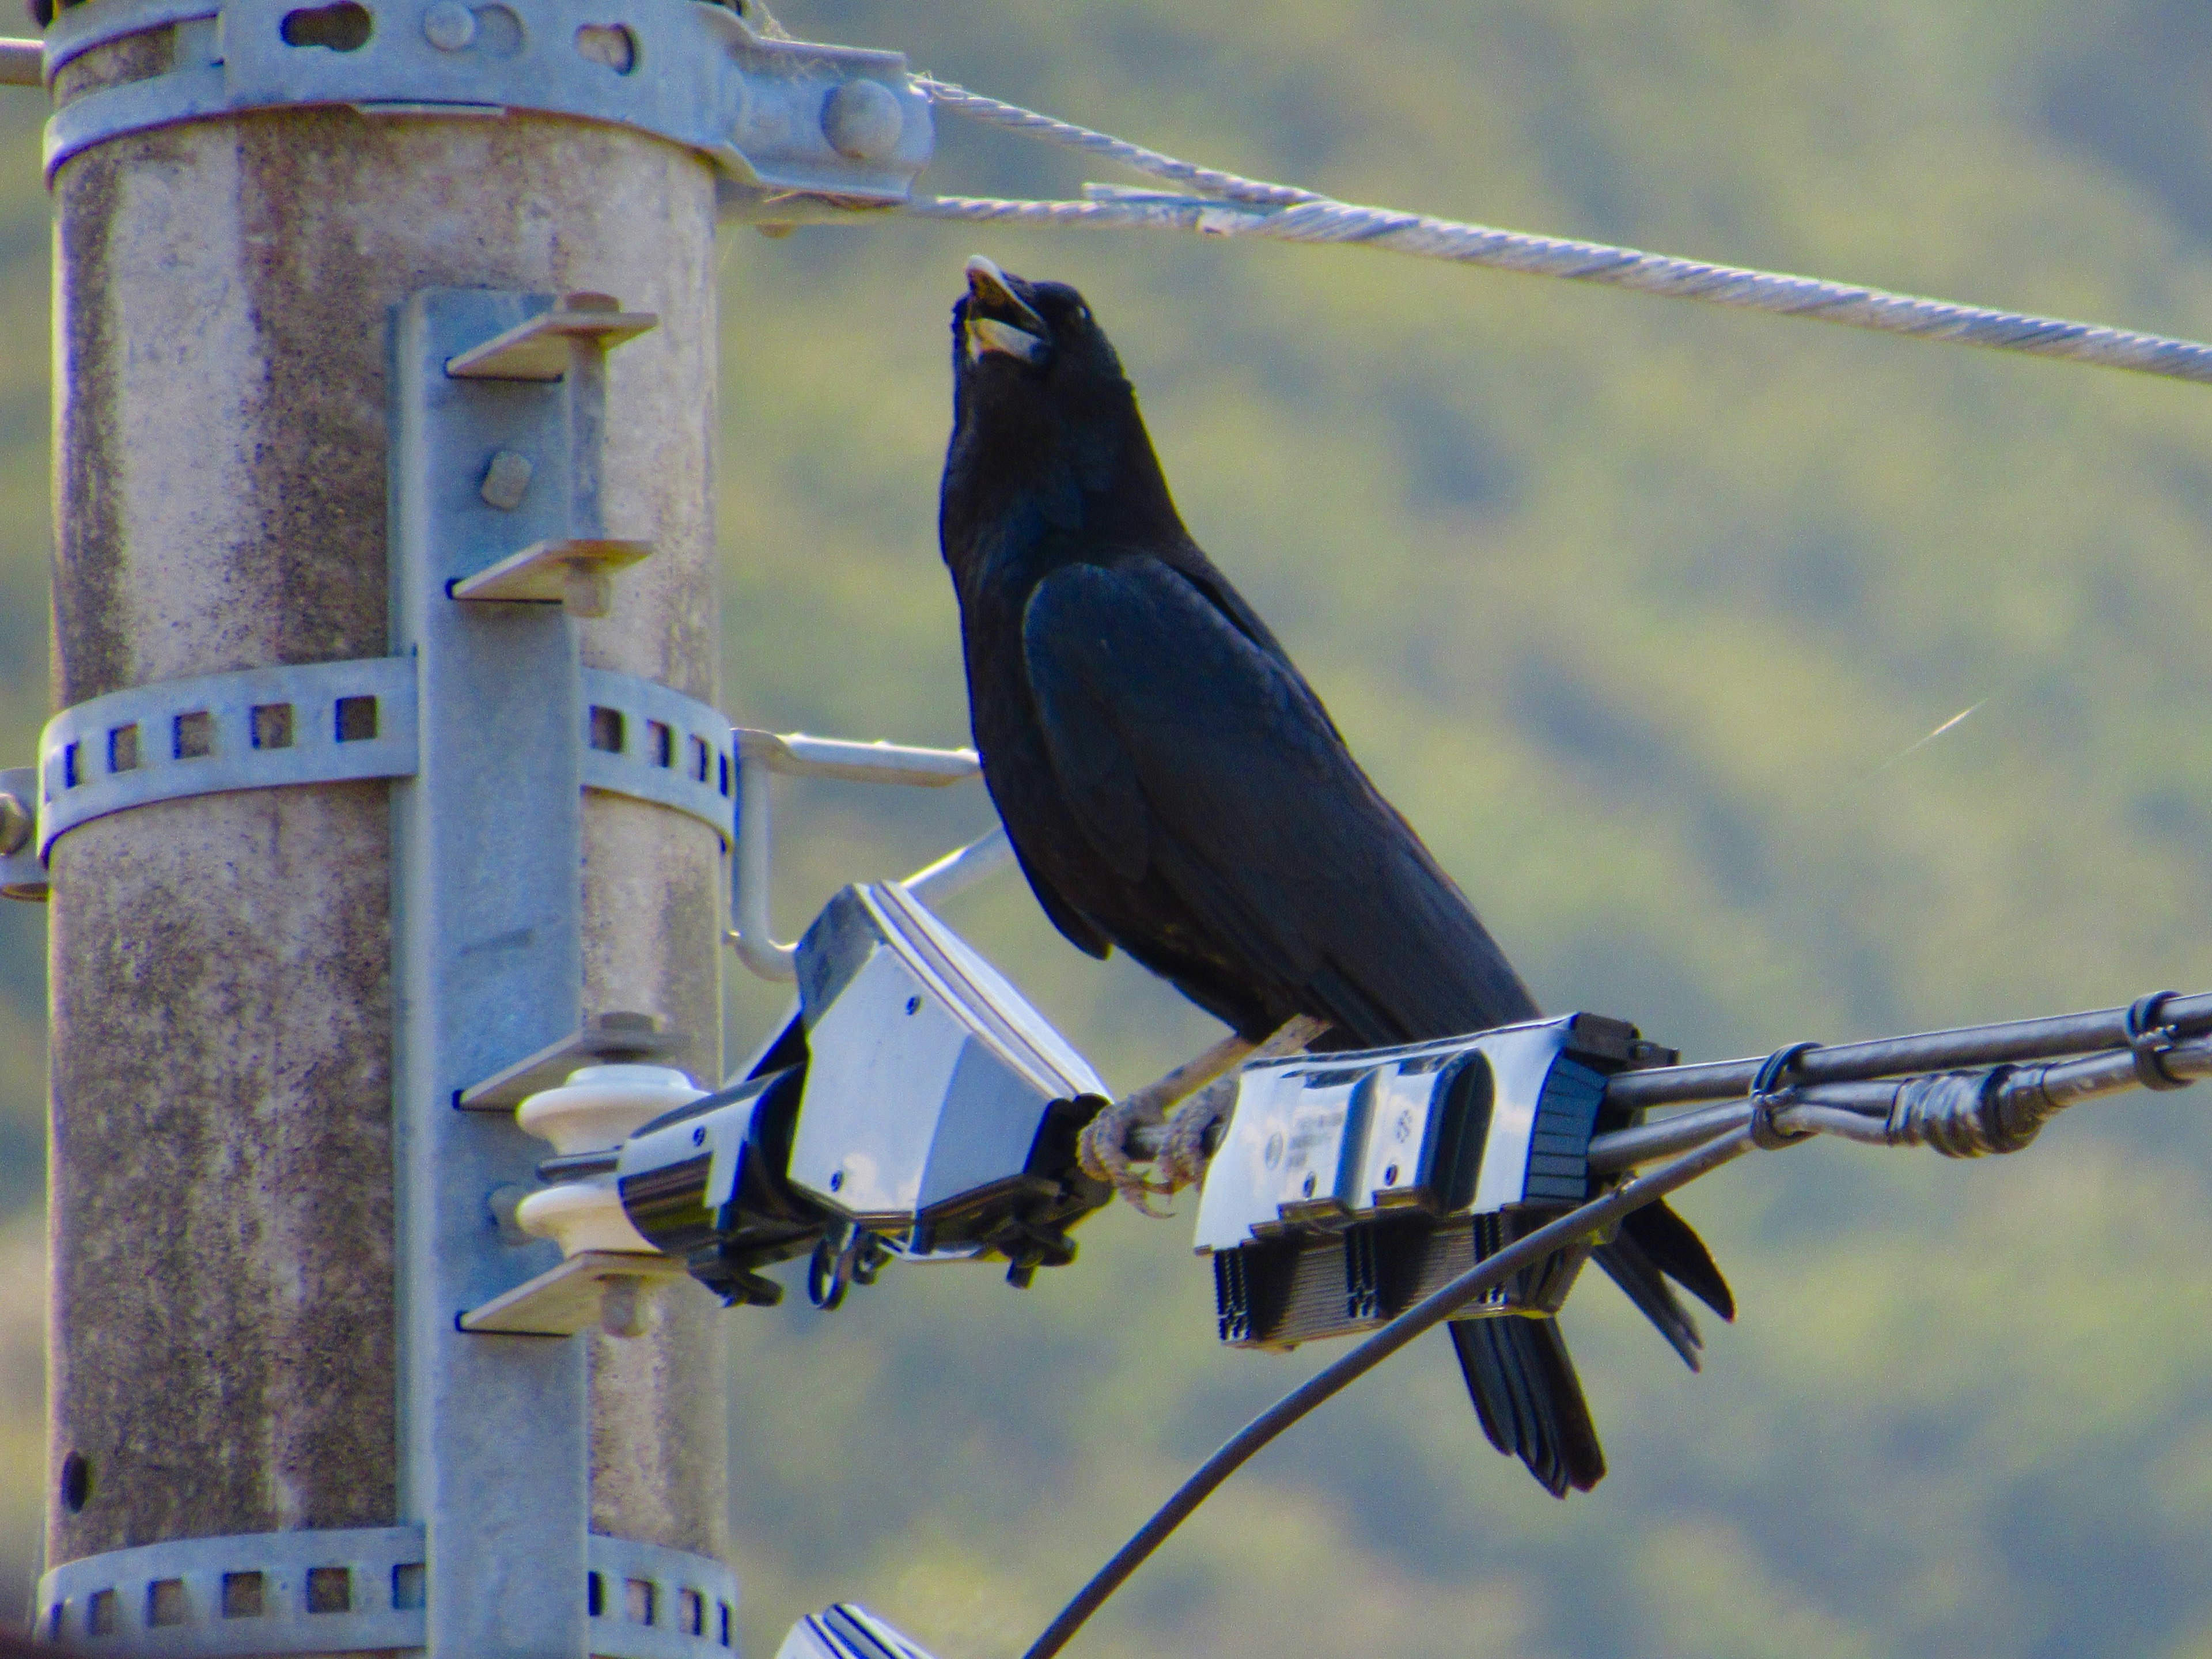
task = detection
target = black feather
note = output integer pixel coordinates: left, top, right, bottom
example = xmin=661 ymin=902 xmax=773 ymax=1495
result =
xmin=1591 ymin=1236 xmax=1704 ymax=1372
xmin=1619 ymin=1200 xmax=1734 ymax=1321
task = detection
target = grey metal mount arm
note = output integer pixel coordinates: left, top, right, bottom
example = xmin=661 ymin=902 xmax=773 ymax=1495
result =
xmin=0 ymin=0 xmax=930 ymax=211
xmin=728 ymin=726 xmax=1014 ymax=981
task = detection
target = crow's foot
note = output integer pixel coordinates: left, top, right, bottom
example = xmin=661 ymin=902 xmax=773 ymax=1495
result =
xmin=1155 ymin=1016 xmax=1330 ymax=1192
xmin=1082 ymin=1016 xmax=1332 ymax=1214
xmin=1075 ymin=1092 xmax=1177 ymax=1217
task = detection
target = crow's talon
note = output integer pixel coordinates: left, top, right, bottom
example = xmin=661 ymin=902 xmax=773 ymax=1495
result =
xmin=1158 ymin=1076 xmax=1234 ymax=1193
xmin=1077 ymin=1093 xmax=1177 ymax=1216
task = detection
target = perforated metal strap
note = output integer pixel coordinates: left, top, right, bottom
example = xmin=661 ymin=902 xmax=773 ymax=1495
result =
xmin=35 ymin=657 xmax=732 ymax=859
xmin=34 ymin=1527 xmax=738 ymax=1658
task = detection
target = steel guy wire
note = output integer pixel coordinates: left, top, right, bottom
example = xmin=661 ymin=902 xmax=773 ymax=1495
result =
xmin=910 ymin=78 xmax=2212 ymax=389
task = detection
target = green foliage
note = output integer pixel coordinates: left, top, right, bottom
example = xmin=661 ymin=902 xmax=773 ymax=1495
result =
xmin=8 ymin=0 xmax=2212 ymax=1652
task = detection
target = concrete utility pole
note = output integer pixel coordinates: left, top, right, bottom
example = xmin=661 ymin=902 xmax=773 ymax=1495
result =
xmin=0 ymin=0 xmax=932 ymax=1651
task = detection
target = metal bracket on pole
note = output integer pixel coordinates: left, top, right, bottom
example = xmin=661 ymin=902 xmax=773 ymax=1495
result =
xmin=726 ymin=728 xmax=1003 ymax=982
xmin=0 ymin=765 xmax=45 ymax=899
xmin=388 ymin=283 xmax=660 ymax=1658
xmin=35 ymin=0 xmax=933 ymax=214
xmin=0 ymin=653 xmax=735 ymax=903
xmin=34 ymin=1527 xmax=737 ymax=1658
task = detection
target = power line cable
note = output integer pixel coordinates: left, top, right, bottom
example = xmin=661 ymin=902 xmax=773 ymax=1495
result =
xmin=911 ymin=79 xmax=2212 ymax=390
xmin=1020 ymin=1127 xmax=1755 ymax=1659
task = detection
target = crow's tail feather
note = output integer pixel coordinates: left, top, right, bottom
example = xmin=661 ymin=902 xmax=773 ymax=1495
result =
xmin=1448 ymin=1315 xmax=1605 ymax=1497
xmin=1591 ymin=1233 xmax=1703 ymax=1370
xmin=1620 ymin=1199 xmax=1733 ymax=1320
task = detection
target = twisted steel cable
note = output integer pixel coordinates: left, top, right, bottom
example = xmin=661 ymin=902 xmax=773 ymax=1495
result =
xmin=912 ymin=78 xmax=2212 ymax=388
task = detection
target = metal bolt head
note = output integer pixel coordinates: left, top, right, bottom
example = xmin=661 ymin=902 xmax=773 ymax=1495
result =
xmin=600 ymin=1275 xmax=649 ymax=1339
xmin=423 ymin=1 xmax=475 ymax=51
xmin=821 ymin=79 xmax=902 ymax=162
xmin=0 ymin=791 xmax=31 ymax=857
xmin=480 ymin=449 xmax=532 ymax=510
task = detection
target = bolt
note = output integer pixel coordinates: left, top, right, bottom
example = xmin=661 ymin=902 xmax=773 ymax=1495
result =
xmin=479 ymin=448 xmax=532 ymax=510
xmin=422 ymin=0 xmax=475 ymax=50
xmin=691 ymin=1125 xmax=706 ymax=1146
xmin=821 ymin=79 xmax=902 ymax=162
xmin=0 ymin=791 xmax=30 ymax=857
xmin=599 ymin=1275 xmax=649 ymax=1339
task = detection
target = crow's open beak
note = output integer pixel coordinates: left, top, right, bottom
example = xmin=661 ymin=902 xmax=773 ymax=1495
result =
xmin=965 ymin=255 xmax=1050 ymax=364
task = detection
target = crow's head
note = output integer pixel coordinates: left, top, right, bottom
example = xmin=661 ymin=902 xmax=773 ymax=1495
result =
xmin=942 ymin=256 xmax=1183 ymax=573
xmin=950 ymin=255 xmax=1127 ymax=408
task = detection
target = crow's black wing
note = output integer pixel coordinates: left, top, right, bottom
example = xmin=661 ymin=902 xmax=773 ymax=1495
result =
xmin=1020 ymin=556 xmax=1537 ymax=1043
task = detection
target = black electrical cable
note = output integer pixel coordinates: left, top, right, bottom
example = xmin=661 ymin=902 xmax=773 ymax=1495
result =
xmin=1019 ymin=1128 xmax=1757 ymax=1659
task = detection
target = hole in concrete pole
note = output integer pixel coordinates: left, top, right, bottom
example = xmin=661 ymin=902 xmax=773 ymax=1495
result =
xmin=173 ymin=711 xmax=214 ymax=759
xmin=306 ymin=1568 xmax=350 ymax=1613
xmin=573 ymin=21 xmax=634 ymax=71
xmin=624 ymin=1579 xmax=655 ymax=1625
xmin=251 ymin=703 xmax=294 ymax=750
xmin=107 ymin=725 xmax=138 ymax=773
xmin=62 ymin=741 xmax=79 ymax=788
xmin=720 ymin=1601 xmax=733 ymax=1647
xmin=586 ymin=1571 xmax=605 ymax=1617
xmin=679 ymin=1590 xmax=703 ymax=1636
xmin=59 ymin=1450 xmax=90 ymax=1512
xmin=719 ymin=751 xmax=731 ymax=797
xmin=148 ymin=1580 xmax=188 ymax=1627
xmin=335 ymin=696 xmax=378 ymax=743
xmin=392 ymin=1563 xmax=426 ymax=1610
xmin=589 ymin=706 xmax=624 ymax=753
xmin=688 ymin=734 xmax=709 ymax=783
xmin=221 ymin=1573 xmax=264 ymax=1619
xmin=280 ymin=2 xmax=372 ymax=50
xmin=647 ymin=719 xmax=672 ymax=767
xmin=86 ymin=1590 xmax=115 ymax=1635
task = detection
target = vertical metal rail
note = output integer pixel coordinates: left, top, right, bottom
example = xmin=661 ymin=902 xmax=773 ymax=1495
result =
xmin=390 ymin=288 xmax=594 ymax=1657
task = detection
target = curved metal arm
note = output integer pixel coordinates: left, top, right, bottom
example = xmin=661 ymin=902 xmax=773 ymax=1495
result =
xmin=725 ymin=727 xmax=1006 ymax=982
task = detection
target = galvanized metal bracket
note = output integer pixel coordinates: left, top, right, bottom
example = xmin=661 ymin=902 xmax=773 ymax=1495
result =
xmin=459 ymin=1246 xmax=692 ymax=1335
xmin=5 ymin=651 xmax=733 ymax=902
xmin=34 ymin=1526 xmax=737 ymax=1659
xmin=385 ymin=283 xmax=749 ymax=1657
xmin=37 ymin=0 xmax=933 ymax=215
xmin=727 ymin=727 xmax=995 ymax=982
xmin=36 ymin=657 xmax=419 ymax=859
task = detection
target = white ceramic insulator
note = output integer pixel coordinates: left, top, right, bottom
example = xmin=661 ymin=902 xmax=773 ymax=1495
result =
xmin=516 ymin=1063 xmax=705 ymax=1154
xmin=514 ymin=1179 xmax=658 ymax=1257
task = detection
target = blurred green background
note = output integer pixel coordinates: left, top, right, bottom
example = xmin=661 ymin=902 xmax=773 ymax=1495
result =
xmin=9 ymin=0 xmax=2212 ymax=1653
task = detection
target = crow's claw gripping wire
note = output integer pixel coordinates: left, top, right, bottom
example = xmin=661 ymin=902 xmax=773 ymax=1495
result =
xmin=1156 ymin=1016 xmax=1330 ymax=1194
xmin=1077 ymin=1092 xmax=1179 ymax=1216
xmin=1079 ymin=1028 xmax=1257 ymax=1214
xmin=1080 ymin=1016 xmax=1331 ymax=1214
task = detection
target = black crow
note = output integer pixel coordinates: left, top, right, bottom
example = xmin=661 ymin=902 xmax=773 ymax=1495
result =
xmin=938 ymin=256 xmax=1732 ymax=1497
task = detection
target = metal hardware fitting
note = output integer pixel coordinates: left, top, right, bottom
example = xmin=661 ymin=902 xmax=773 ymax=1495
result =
xmin=727 ymin=728 xmax=1009 ymax=982
xmin=460 ymin=1245 xmax=692 ymax=1335
xmin=35 ymin=1527 xmax=737 ymax=1658
xmin=36 ymin=658 xmax=418 ymax=861
xmin=457 ymin=1009 xmax=687 ymax=1111
xmin=581 ymin=667 xmax=734 ymax=840
xmin=11 ymin=658 xmax=733 ymax=888
xmin=35 ymin=0 xmax=933 ymax=213
xmin=385 ymin=285 xmax=603 ymax=1657
xmin=444 ymin=291 xmax=658 ymax=619
xmin=0 ymin=765 xmax=46 ymax=899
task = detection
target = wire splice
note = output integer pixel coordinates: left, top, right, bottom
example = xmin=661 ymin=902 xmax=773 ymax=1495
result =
xmin=2125 ymin=990 xmax=2187 ymax=1090
xmin=1746 ymin=1040 xmax=1820 ymax=1149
